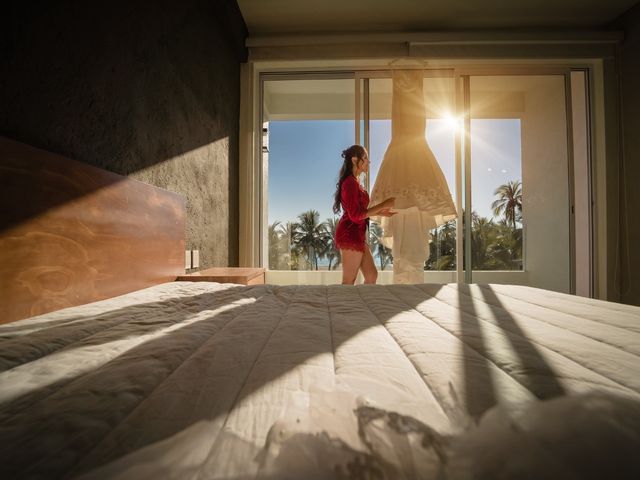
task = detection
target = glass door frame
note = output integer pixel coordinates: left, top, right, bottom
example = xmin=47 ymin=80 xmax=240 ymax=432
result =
xmin=258 ymin=65 xmax=594 ymax=294
xmin=259 ymin=71 xmax=355 ymax=271
xmin=355 ymin=69 xmax=464 ymax=283
xmin=456 ymin=66 xmax=581 ymax=292
xmin=355 ymin=66 xmax=590 ymax=292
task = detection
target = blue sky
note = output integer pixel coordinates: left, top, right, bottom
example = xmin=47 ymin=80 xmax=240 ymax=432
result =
xmin=267 ymin=118 xmax=521 ymax=227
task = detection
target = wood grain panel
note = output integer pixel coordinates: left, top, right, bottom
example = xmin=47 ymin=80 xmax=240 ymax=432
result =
xmin=0 ymin=137 xmax=185 ymax=324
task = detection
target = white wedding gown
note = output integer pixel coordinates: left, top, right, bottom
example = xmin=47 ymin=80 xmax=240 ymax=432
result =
xmin=370 ymin=70 xmax=456 ymax=283
xmin=253 ymin=390 xmax=640 ymax=480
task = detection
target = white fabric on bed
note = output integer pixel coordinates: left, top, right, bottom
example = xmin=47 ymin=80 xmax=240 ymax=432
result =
xmin=0 ymin=282 xmax=638 ymax=479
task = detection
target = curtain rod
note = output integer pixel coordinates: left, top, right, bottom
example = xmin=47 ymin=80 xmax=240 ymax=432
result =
xmin=246 ymin=31 xmax=623 ymax=48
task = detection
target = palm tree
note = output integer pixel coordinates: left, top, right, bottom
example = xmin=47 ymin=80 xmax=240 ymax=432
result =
xmin=427 ymin=220 xmax=456 ymax=270
xmin=323 ymin=217 xmax=342 ymax=270
xmin=488 ymin=219 xmax=523 ymax=269
xmin=471 ymin=213 xmax=496 ymax=270
xmin=369 ymin=222 xmax=393 ymax=270
xmin=279 ymin=221 xmax=300 ymax=270
xmin=268 ymin=221 xmax=283 ymax=269
xmin=491 ymin=180 xmax=523 ymax=230
xmin=295 ymin=209 xmax=328 ymax=270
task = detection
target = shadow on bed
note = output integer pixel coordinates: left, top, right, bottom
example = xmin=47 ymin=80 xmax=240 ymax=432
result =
xmin=0 ymin=286 xmax=253 ymax=374
xmin=0 ymin=282 xmax=576 ymax=478
xmin=456 ymin=284 xmax=498 ymax=418
xmin=476 ymin=285 xmax=566 ymax=399
xmin=415 ymin=283 xmax=566 ymax=412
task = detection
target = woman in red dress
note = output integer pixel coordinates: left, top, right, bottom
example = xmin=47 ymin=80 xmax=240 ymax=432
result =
xmin=333 ymin=145 xmax=396 ymax=285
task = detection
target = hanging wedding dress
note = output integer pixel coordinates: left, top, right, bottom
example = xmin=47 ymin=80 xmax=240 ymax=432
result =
xmin=370 ymin=70 xmax=457 ymax=283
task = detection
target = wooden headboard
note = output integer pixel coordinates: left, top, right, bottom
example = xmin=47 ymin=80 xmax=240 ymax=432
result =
xmin=0 ymin=137 xmax=185 ymax=324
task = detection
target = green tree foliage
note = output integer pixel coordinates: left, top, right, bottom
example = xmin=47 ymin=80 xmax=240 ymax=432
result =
xmin=268 ymin=180 xmax=523 ymax=271
xmin=491 ymin=180 xmax=523 ymax=230
xmin=268 ymin=221 xmax=284 ymax=270
xmin=426 ymin=220 xmax=456 ymax=270
xmin=426 ymin=180 xmax=523 ymax=271
xmin=295 ymin=210 xmax=330 ymax=270
xmin=369 ymin=223 xmax=393 ymax=270
xmin=323 ymin=217 xmax=342 ymax=271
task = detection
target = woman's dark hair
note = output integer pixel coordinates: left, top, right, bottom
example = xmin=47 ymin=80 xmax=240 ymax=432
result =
xmin=333 ymin=144 xmax=366 ymax=214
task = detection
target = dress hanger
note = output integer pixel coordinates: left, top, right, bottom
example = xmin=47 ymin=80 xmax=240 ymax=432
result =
xmin=387 ymin=57 xmax=430 ymax=69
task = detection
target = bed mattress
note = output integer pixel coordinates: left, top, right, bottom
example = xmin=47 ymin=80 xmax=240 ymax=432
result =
xmin=1 ymin=281 xmax=639 ymax=479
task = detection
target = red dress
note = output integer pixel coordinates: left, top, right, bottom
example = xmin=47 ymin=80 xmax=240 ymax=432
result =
xmin=335 ymin=175 xmax=369 ymax=252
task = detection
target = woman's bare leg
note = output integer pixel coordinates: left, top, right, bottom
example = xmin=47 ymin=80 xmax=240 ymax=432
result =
xmin=341 ymin=249 xmax=363 ymax=285
xmin=360 ymin=246 xmax=378 ymax=284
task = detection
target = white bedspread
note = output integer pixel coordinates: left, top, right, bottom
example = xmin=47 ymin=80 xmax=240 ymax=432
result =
xmin=1 ymin=282 xmax=639 ymax=479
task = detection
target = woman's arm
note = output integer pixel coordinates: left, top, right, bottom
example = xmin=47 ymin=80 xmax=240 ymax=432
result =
xmin=342 ymin=177 xmax=395 ymax=221
xmin=366 ymin=198 xmax=395 ymax=217
xmin=341 ymin=177 xmax=369 ymax=221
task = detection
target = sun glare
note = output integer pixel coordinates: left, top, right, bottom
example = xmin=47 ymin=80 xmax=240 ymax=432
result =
xmin=443 ymin=113 xmax=461 ymax=132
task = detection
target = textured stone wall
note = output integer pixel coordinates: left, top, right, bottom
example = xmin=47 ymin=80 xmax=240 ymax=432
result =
xmin=1 ymin=0 xmax=246 ymax=268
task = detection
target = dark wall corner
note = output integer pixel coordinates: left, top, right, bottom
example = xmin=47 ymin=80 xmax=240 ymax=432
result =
xmin=1 ymin=0 xmax=247 ymax=269
xmin=219 ymin=0 xmax=249 ymax=63
xmin=608 ymin=2 xmax=640 ymax=305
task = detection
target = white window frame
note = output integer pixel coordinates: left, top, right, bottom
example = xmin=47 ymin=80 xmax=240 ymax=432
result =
xmin=240 ymin=58 xmax=607 ymax=296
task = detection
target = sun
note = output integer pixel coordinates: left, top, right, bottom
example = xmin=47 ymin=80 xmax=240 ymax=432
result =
xmin=443 ymin=112 xmax=461 ymax=132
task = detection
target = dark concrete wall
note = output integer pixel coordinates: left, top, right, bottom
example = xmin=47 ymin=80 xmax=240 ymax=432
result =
xmin=612 ymin=3 xmax=640 ymax=305
xmin=1 ymin=0 xmax=246 ymax=268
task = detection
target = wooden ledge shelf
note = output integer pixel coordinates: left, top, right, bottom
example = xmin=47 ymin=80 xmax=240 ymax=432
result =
xmin=176 ymin=267 xmax=265 ymax=285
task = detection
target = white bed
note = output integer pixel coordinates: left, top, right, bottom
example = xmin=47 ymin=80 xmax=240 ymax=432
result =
xmin=1 ymin=281 xmax=639 ymax=479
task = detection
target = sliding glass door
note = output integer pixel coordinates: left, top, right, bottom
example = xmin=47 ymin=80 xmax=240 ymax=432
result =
xmin=260 ymin=67 xmax=592 ymax=293
xmin=363 ymin=72 xmax=459 ymax=284
xmin=465 ymin=73 xmax=573 ymax=293
xmin=262 ymin=75 xmax=355 ymax=283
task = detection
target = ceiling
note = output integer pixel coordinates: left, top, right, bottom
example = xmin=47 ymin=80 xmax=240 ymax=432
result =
xmin=237 ymin=0 xmax=637 ymax=35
